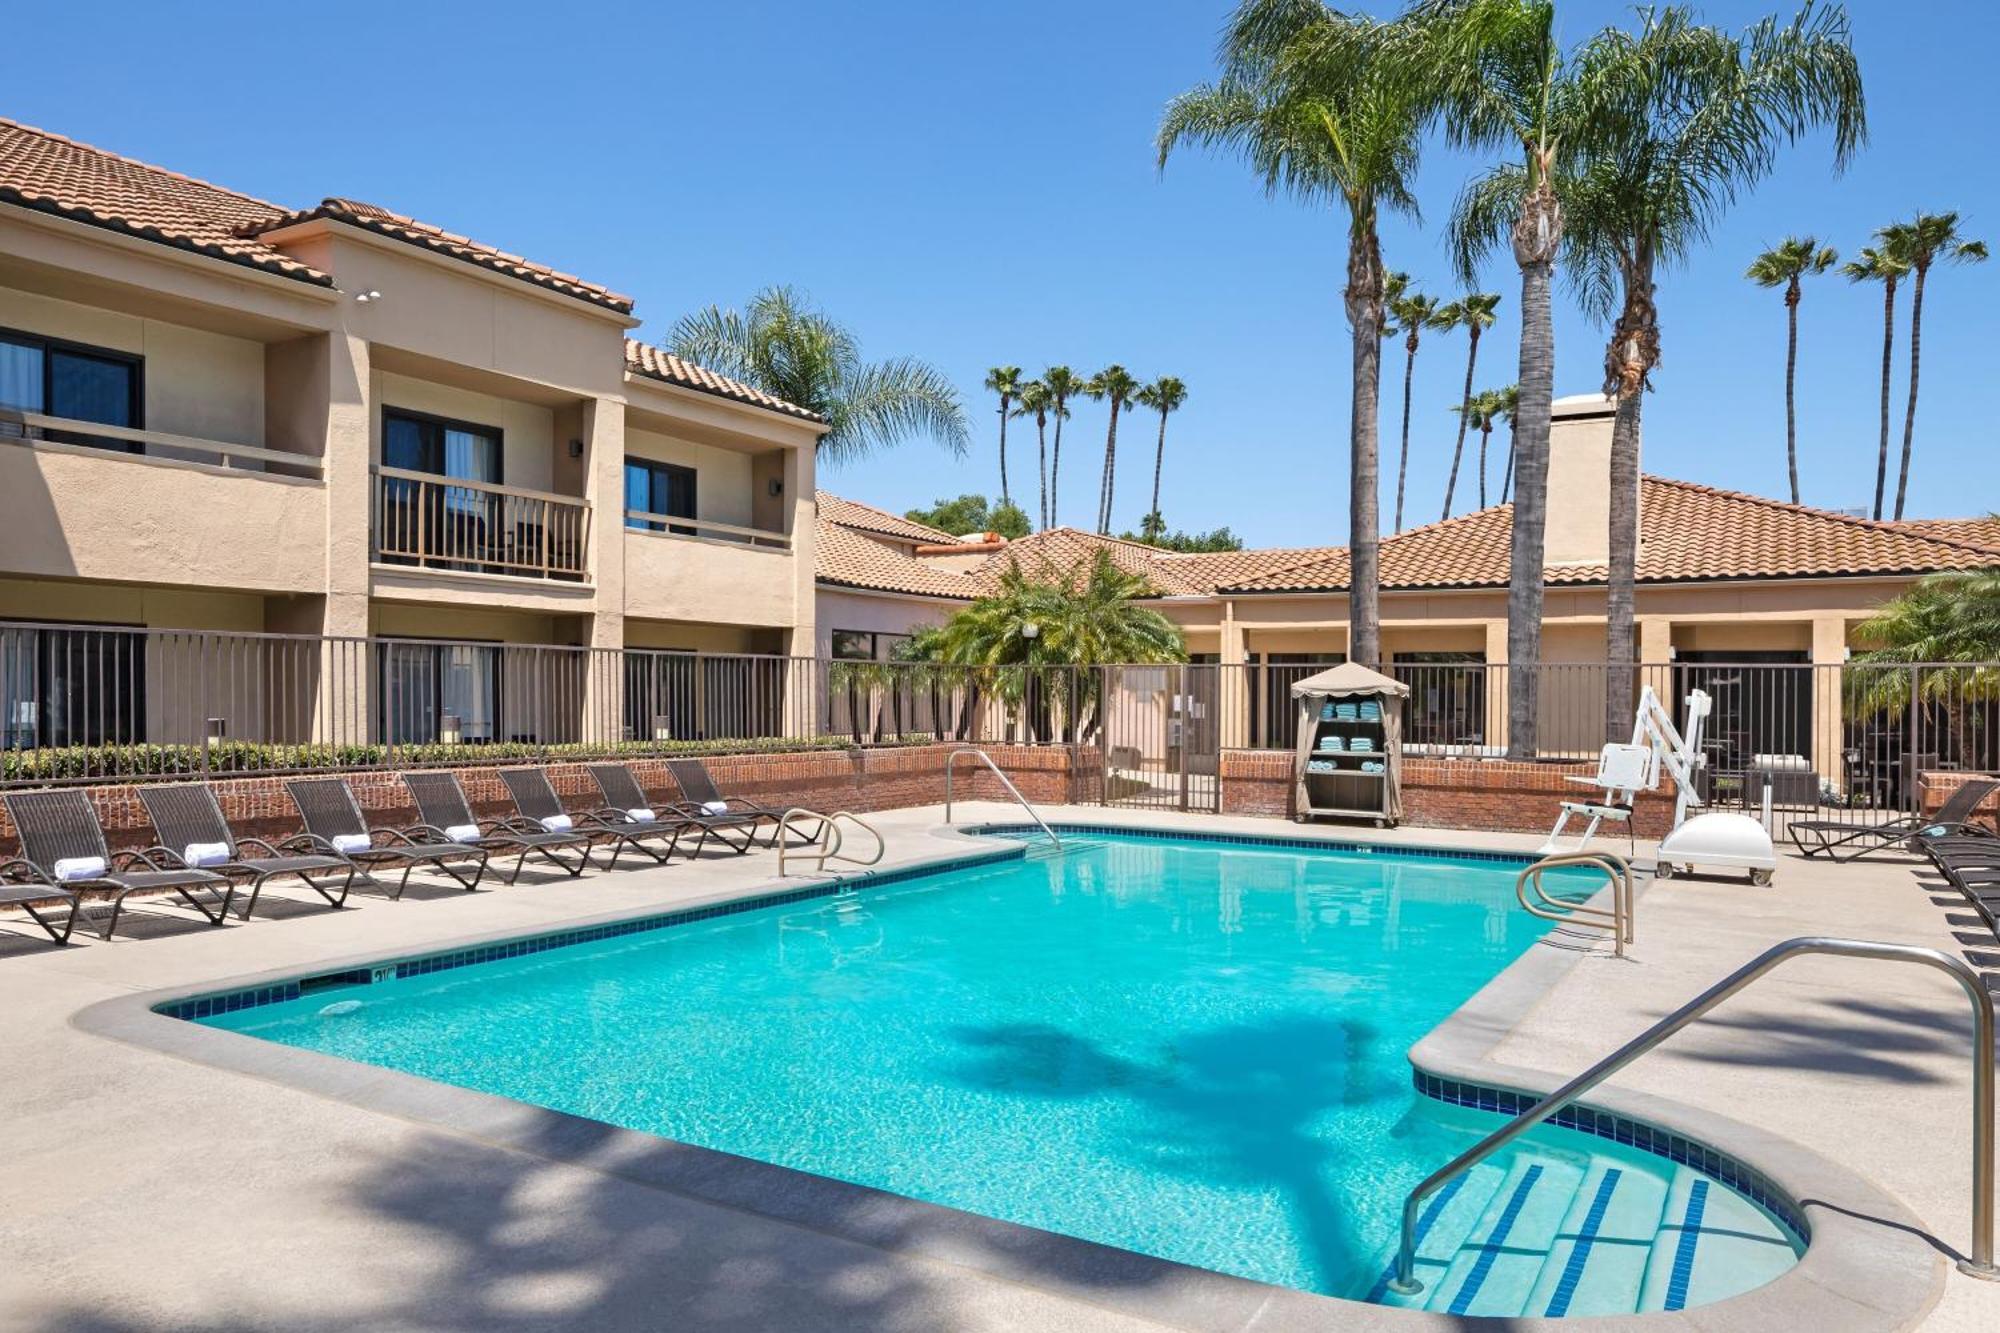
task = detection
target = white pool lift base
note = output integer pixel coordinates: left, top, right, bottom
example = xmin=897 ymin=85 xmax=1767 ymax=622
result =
xmin=1542 ymin=685 xmax=1778 ymax=885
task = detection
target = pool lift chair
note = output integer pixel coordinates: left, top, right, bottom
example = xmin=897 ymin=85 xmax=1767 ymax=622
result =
xmin=1542 ymin=685 xmax=1779 ymax=884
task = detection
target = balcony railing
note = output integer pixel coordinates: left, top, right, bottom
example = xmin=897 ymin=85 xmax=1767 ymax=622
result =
xmin=624 ymin=509 xmax=792 ymax=550
xmin=0 ymin=408 xmax=323 ymax=477
xmin=372 ymin=467 xmax=589 ymax=580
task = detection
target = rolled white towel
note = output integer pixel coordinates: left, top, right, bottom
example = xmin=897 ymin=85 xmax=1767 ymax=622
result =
xmin=626 ymin=807 xmax=656 ymax=823
xmin=540 ymin=814 xmax=573 ymax=833
xmin=53 ymin=855 xmax=107 ymax=882
xmin=445 ymin=823 xmax=481 ymax=843
xmin=701 ymin=800 xmax=730 ymax=816
xmin=331 ymin=833 xmax=372 ymax=855
xmin=182 ymin=841 xmax=232 ymax=868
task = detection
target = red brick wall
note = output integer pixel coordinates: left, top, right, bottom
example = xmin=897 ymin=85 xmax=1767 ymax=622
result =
xmin=0 ymin=743 xmax=1083 ymax=855
xmin=1919 ymin=770 xmax=2000 ymax=832
xmin=1219 ymin=749 xmax=1680 ymax=836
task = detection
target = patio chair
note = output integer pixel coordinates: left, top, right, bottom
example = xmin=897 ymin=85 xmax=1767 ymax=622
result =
xmin=402 ymin=771 xmax=595 ymax=884
xmin=285 ymin=778 xmax=489 ymax=899
xmin=500 ymin=766 xmax=704 ymax=869
xmin=661 ymin=758 xmax=809 ymax=845
xmin=138 ymin=782 xmax=356 ymax=920
xmin=2 ymin=789 xmax=233 ymax=940
xmin=1785 ymin=777 xmax=1998 ymax=862
xmin=589 ymin=763 xmax=767 ymax=854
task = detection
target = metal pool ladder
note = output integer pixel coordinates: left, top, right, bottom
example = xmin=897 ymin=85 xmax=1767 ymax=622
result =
xmin=1386 ymin=936 xmax=1998 ymax=1296
xmin=1516 ymin=850 xmax=1636 ymax=957
xmin=943 ymin=746 xmax=1061 ymax=848
xmin=776 ymin=808 xmax=885 ymax=877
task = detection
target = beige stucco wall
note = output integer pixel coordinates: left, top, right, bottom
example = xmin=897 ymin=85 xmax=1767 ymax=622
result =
xmin=815 ymin=588 xmax=955 ymax=658
xmin=371 ymin=370 xmax=559 ymax=493
xmin=623 ymin=530 xmax=796 ymax=627
xmin=623 ymin=620 xmax=784 ymax=654
xmin=0 ymin=283 xmax=265 ymax=450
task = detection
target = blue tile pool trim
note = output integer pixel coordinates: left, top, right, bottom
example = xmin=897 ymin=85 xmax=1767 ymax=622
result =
xmin=155 ymin=846 xmax=1025 ymax=1022
xmin=973 ymin=822 xmax=1550 ymax=867
xmin=1412 ymin=1069 xmax=1810 ymax=1245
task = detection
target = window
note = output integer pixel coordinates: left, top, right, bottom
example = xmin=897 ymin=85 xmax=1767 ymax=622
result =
xmin=830 ymin=630 xmax=912 ymax=661
xmin=0 ymin=328 xmax=142 ymax=452
xmin=1 ymin=623 xmax=146 ymax=749
xmin=379 ymin=408 xmax=504 ymax=570
xmin=382 ymin=408 xmax=502 ymax=485
xmin=378 ymin=641 xmax=501 ymax=744
xmin=1393 ymin=652 xmax=1487 ymax=748
xmin=624 ymin=459 xmax=697 ymax=534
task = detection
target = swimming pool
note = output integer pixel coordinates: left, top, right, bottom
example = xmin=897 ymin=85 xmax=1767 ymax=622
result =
xmin=189 ymin=830 xmax=1802 ymax=1315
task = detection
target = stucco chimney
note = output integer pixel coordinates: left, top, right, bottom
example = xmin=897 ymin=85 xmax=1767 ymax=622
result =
xmin=1540 ymin=393 xmax=1636 ymax=569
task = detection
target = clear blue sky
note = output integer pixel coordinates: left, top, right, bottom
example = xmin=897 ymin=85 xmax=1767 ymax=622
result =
xmin=10 ymin=1 xmax=1993 ymax=544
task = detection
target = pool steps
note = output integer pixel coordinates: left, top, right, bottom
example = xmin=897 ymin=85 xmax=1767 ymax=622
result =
xmin=1373 ymin=1148 xmax=1798 ymax=1316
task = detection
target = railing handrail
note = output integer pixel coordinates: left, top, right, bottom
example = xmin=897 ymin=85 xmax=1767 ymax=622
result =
xmin=943 ymin=746 xmax=1061 ymax=846
xmin=1387 ymin=935 xmax=1997 ymax=1294
xmin=1514 ymin=850 xmax=1635 ymax=957
xmin=371 ymin=464 xmax=586 ymax=508
xmin=0 ymin=408 xmax=323 ymax=474
xmin=777 ymin=807 xmax=885 ymax=875
xmin=623 ymin=510 xmax=793 ymax=549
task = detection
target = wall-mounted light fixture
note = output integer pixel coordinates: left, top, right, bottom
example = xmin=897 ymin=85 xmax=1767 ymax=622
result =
xmin=567 ymin=439 xmax=584 ymax=459
xmin=205 ymin=717 xmax=227 ymax=743
xmin=440 ymin=713 xmax=463 ymax=745
xmin=354 ymin=290 xmax=383 ymax=303
xmin=767 ymin=478 xmax=785 ymax=498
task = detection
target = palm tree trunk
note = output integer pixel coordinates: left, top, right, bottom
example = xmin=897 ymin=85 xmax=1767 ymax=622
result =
xmin=1507 ymin=181 xmax=1561 ymax=759
xmin=1603 ymin=255 xmax=1655 ymax=746
xmin=1037 ymin=420 xmax=1049 ymax=530
xmin=1051 ymin=413 xmax=1065 ymax=527
xmin=1895 ymin=265 xmax=1929 ymax=520
xmin=1478 ymin=421 xmax=1491 ymax=508
xmin=1149 ymin=410 xmax=1168 ymax=530
xmin=997 ymin=399 xmax=1011 ymax=505
xmin=1099 ymin=399 xmax=1122 ymax=534
xmin=1871 ymin=277 xmax=1897 ymax=520
xmin=1501 ymin=427 xmax=1515 ymax=503
xmin=1395 ymin=336 xmax=1417 ymax=532
xmin=1443 ymin=327 xmax=1480 ymax=521
xmin=1346 ymin=227 xmax=1385 ymax=669
xmin=1782 ymin=281 xmax=1801 ymax=504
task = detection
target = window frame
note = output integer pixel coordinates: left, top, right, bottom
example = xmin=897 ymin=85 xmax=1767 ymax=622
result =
xmin=624 ymin=457 xmax=698 ymax=535
xmin=375 ymin=638 xmax=506 ymax=745
xmin=380 ymin=406 xmax=505 ymax=484
xmin=0 ymin=324 xmax=145 ymax=453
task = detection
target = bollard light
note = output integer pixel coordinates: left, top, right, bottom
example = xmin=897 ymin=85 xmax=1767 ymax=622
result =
xmin=205 ymin=717 xmax=227 ymax=742
xmin=652 ymin=713 xmax=673 ymax=742
xmin=440 ymin=713 xmax=463 ymax=745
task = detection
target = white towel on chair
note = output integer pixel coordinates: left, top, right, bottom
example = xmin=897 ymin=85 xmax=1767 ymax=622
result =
xmin=53 ymin=856 xmax=106 ymax=882
xmin=627 ymin=807 xmax=656 ymax=823
xmin=701 ymin=800 xmax=729 ymax=816
xmin=182 ymin=841 xmax=231 ymax=868
xmin=331 ymin=833 xmax=371 ymax=855
xmin=540 ymin=814 xmax=573 ymax=833
xmin=445 ymin=824 xmax=481 ymax=844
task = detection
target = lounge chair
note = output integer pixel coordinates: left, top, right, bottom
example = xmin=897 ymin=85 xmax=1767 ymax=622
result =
xmin=138 ymin=782 xmax=356 ymax=920
xmin=285 ymin=778 xmax=489 ymax=898
xmin=2 ymin=789 xmax=233 ymax=940
xmin=1786 ymin=778 xmax=1998 ymax=862
xmin=498 ymin=766 xmax=693 ymax=869
xmin=588 ymin=763 xmax=764 ymax=855
xmin=661 ymin=758 xmax=809 ymax=845
xmin=402 ymin=771 xmax=596 ymax=884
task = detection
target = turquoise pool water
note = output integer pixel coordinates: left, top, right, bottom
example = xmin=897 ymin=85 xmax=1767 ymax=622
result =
xmin=197 ymin=832 xmax=1801 ymax=1311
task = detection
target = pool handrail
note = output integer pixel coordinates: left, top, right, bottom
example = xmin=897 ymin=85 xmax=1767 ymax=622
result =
xmin=1387 ymin=935 xmax=1997 ymax=1295
xmin=776 ymin=808 xmax=884 ymax=876
xmin=943 ymin=747 xmax=1061 ymax=847
xmin=1515 ymin=850 xmax=1635 ymax=957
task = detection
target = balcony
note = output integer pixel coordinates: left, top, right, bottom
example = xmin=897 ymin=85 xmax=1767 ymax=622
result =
xmin=371 ymin=467 xmax=590 ymax=581
xmin=624 ymin=511 xmax=795 ymax=627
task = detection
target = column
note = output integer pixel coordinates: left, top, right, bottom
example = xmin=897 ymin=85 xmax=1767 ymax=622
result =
xmin=1637 ymin=618 xmax=1675 ymax=717
xmin=1219 ymin=601 xmax=1249 ymax=749
xmin=1811 ymin=615 xmax=1848 ymax=797
xmin=313 ymin=332 xmax=371 ymax=747
xmin=1483 ymin=618 xmax=1509 ymax=754
xmin=581 ymin=395 xmax=626 ymax=743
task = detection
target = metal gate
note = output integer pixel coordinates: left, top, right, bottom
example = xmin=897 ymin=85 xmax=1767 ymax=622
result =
xmin=1096 ymin=663 xmax=1221 ymax=811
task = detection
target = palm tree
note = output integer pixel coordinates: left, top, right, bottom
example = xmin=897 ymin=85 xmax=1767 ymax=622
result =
xmin=1450 ymin=388 xmax=1503 ymax=513
xmin=1428 ymin=0 xmax=1575 ymax=757
xmin=668 ymin=285 xmax=968 ymax=466
xmin=1041 ymin=366 xmax=1087 ymax=528
xmin=1841 ymin=243 xmax=1910 ymax=521
xmin=1136 ymin=375 xmax=1188 ymax=533
xmin=1493 ymin=382 xmax=1519 ymax=505
xmin=983 ymin=366 xmax=1024 ymax=505
xmin=1437 ymin=291 xmax=1502 ymax=520
xmin=1011 ymin=380 xmax=1053 ymax=530
xmin=1159 ymin=1 xmax=1425 ymax=667
xmin=1086 ymin=365 xmax=1142 ymax=534
xmin=1849 ymin=569 xmax=2000 ymax=766
xmin=1746 ymin=238 xmax=1837 ymax=504
xmin=1560 ymin=4 xmax=1864 ymax=744
xmin=1886 ymin=212 xmax=1988 ymax=520
xmin=1387 ymin=280 xmax=1447 ymax=532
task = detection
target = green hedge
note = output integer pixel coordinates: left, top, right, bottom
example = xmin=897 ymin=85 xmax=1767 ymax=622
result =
xmin=2 ymin=734 xmax=946 ymax=784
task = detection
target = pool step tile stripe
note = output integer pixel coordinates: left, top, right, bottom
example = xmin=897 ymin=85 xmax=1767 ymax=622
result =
xmin=1529 ymin=1163 xmax=1669 ymax=1317
xmin=1367 ymin=1165 xmax=1509 ymax=1306
xmin=1639 ymin=1167 xmax=1800 ymax=1312
xmin=1431 ymin=1157 xmax=1586 ymax=1315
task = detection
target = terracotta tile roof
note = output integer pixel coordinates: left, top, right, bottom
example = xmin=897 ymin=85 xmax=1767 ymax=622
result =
xmin=1222 ymin=477 xmax=2000 ymax=593
xmin=246 ymin=198 xmax=632 ymax=312
xmin=814 ymin=515 xmax=978 ymax=598
xmin=0 ymin=117 xmax=328 ymax=287
xmin=814 ymin=492 xmax=958 ymax=544
xmin=1159 ymin=544 xmax=1346 ymax=590
xmin=626 ymin=342 xmax=824 ymax=423
xmin=972 ymin=527 xmax=1209 ymax=596
xmin=1897 ymin=516 xmax=2000 ymax=551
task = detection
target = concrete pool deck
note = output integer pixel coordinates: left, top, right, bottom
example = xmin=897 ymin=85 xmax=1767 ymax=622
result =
xmin=0 ymin=805 xmax=1993 ymax=1330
